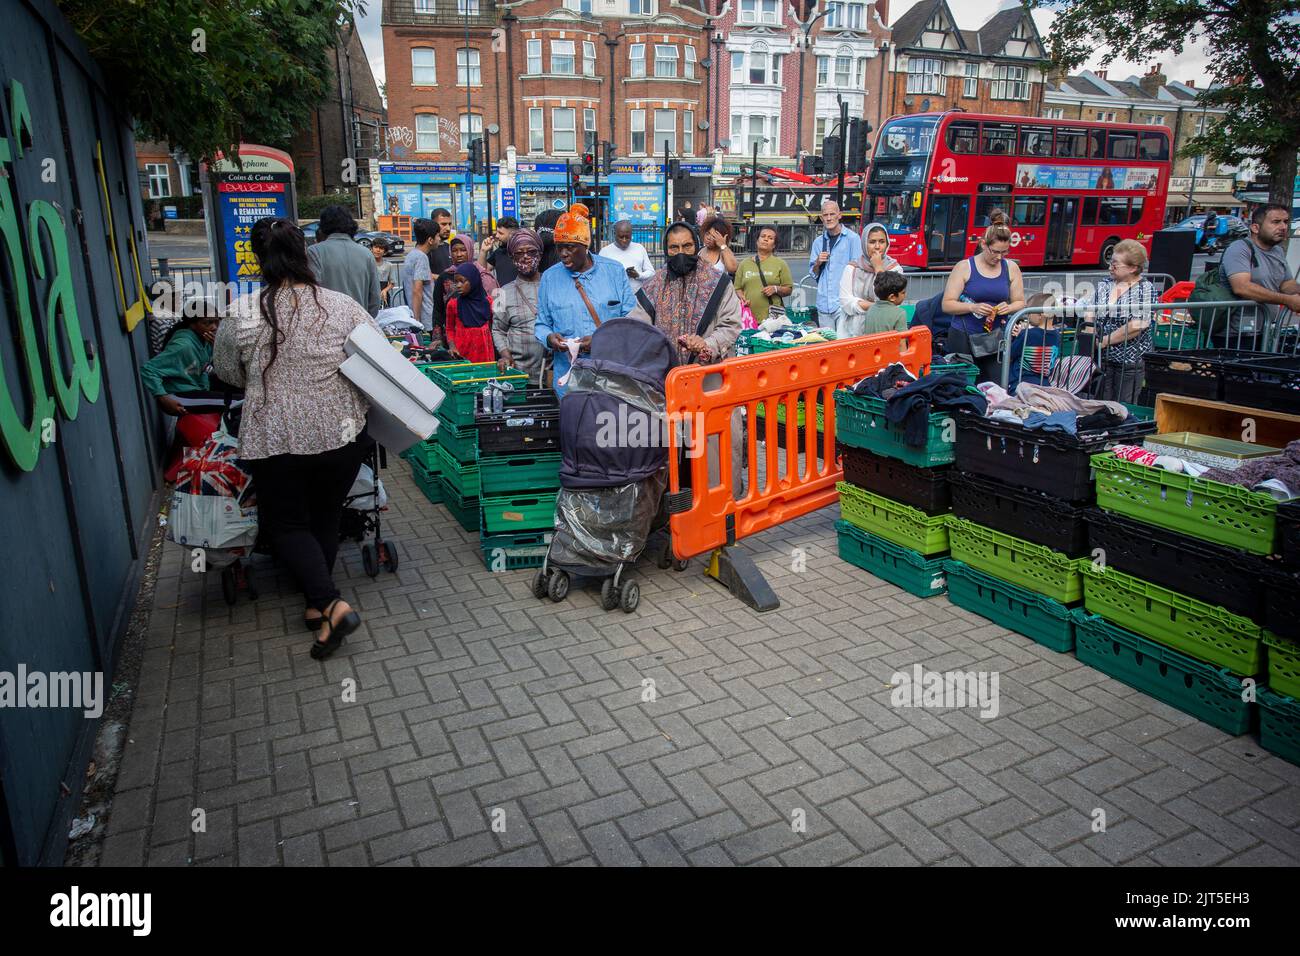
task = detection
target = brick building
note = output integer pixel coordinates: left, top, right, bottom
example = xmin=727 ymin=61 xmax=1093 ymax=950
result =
xmin=135 ymin=142 xmax=197 ymax=225
xmin=883 ymin=0 xmax=1046 ymax=120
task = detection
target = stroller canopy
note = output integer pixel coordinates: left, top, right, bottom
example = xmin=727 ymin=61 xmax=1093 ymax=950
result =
xmin=582 ymin=317 xmax=679 ymax=392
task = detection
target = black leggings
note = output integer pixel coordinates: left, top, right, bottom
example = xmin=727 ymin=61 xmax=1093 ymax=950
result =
xmin=248 ymin=435 xmax=373 ymax=612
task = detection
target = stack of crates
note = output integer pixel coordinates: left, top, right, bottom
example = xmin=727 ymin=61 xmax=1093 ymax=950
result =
xmin=402 ymin=357 xmax=468 ymax=507
xmin=941 ymin=402 xmax=1155 ymax=657
xmin=475 ymin=387 xmax=562 ymax=571
xmin=831 ymin=360 xmax=977 ymax=599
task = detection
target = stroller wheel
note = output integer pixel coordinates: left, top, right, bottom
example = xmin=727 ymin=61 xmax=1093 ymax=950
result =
xmin=620 ymin=581 xmax=640 ymax=614
xmin=531 ymin=569 xmax=549 ymax=600
xmin=381 ymin=541 xmax=399 ymax=573
xmin=547 ymin=570 xmax=570 ymax=603
xmin=674 ymin=559 xmax=689 ymax=572
xmin=600 ymin=577 xmax=620 ymax=611
xmin=362 ymin=543 xmax=378 ymax=578
xmin=221 ymin=566 xmax=237 ymax=606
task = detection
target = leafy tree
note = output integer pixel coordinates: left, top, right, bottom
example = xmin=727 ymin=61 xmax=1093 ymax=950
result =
xmin=1034 ymin=0 xmax=1300 ymax=210
xmin=59 ymin=0 xmax=362 ymax=164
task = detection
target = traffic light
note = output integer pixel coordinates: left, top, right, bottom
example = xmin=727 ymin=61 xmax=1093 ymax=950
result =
xmin=581 ymin=150 xmax=596 ymax=177
xmin=667 ymin=158 xmax=682 ymax=179
xmin=846 ymin=118 xmax=871 ymax=174
xmin=801 ymin=154 xmax=824 ymax=176
xmin=600 ymin=140 xmax=615 ymax=175
xmin=822 ymin=134 xmax=842 ymax=176
xmin=468 ymin=138 xmax=485 ymax=175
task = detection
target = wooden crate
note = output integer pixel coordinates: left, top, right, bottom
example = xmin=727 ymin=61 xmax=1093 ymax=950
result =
xmin=1153 ymin=393 xmax=1300 ymax=448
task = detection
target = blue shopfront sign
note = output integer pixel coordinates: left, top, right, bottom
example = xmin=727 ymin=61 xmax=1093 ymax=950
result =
xmin=501 ymin=186 xmax=518 ymax=220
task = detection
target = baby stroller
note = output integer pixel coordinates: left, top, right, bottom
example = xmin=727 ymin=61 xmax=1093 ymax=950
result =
xmin=532 ymin=318 xmax=682 ymax=613
xmin=339 ymin=444 xmax=398 ymax=577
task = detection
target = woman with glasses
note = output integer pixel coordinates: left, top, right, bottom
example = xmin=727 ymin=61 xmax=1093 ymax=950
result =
xmin=492 ymin=229 xmax=546 ymax=382
xmin=941 ymin=224 xmax=1026 ymax=379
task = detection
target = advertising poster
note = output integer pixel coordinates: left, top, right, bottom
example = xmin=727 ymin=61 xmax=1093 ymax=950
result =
xmin=610 ymin=183 xmax=662 ymax=225
xmin=386 ymin=184 xmax=422 ymax=216
xmin=218 ymin=182 xmax=288 ymax=283
xmin=1014 ymin=164 xmax=1160 ymax=192
xmin=501 ymin=186 xmax=517 ymax=220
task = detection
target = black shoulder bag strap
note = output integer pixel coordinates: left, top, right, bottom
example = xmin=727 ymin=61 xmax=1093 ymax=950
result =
xmin=754 ymin=255 xmax=782 ymax=307
xmin=696 ymin=275 xmax=733 ymax=338
xmin=636 ymin=288 xmax=656 ymax=320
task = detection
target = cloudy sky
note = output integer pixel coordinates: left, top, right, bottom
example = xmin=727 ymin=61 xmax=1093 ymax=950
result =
xmin=351 ymin=0 xmax=1215 ymax=102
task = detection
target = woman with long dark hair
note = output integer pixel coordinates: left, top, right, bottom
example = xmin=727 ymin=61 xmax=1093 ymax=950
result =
xmin=212 ymin=217 xmax=379 ymax=660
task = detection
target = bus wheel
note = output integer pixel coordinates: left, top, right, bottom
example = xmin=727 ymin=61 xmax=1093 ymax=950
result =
xmin=1100 ymin=239 xmax=1119 ymax=267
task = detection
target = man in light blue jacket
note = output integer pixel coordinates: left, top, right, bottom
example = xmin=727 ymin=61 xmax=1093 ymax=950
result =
xmin=807 ymin=200 xmax=862 ymax=331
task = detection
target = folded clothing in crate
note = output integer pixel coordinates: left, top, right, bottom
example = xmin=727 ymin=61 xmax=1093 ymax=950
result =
xmin=1079 ymin=561 xmax=1263 ymax=675
xmin=839 ymin=445 xmax=951 ymax=516
xmin=949 ymin=470 xmax=1090 ymax=556
xmin=1071 ymin=610 xmax=1253 ymax=736
xmin=834 ymin=389 xmax=955 ymax=468
xmin=1085 ymin=508 xmax=1267 ymax=621
xmin=1091 ymin=452 xmax=1281 ymax=555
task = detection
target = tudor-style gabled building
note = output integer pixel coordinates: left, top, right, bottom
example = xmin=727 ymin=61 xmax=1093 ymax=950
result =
xmin=883 ymin=0 xmax=1045 ymax=119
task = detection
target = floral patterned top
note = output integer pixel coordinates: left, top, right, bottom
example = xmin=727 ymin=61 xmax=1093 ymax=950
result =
xmin=213 ymin=285 xmax=379 ymax=460
xmin=1082 ymin=277 xmax=1157 ymax=367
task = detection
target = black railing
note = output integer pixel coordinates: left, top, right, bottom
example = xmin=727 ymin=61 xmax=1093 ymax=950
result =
xmin=383 ymin=0 xmax=498 ymax=26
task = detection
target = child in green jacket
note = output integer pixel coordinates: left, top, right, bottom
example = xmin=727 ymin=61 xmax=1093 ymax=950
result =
xmin=844 ymin=271 xmax=909 ymax=338
xmin=140 ymin=314 xmax=219 ymax=415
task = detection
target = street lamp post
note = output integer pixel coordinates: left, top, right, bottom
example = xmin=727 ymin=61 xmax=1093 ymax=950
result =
xmin=792 ymin=2 xmax=830 ymax=158
xmin=463 ymin=0 xmax=476 ymax=234
xmin=1186 ymin=104 xmax=1210 ymax=218
xmin=711 ymin=33 xmax=725 ymax=152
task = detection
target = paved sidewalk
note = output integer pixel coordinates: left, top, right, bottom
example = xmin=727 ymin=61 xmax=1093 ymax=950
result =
xmin=98 ymin=465 xmax=1300 ymax=866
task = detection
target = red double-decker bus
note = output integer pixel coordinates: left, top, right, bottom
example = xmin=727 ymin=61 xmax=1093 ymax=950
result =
xmin=865 ymin=111 xmax=1172 ymax=270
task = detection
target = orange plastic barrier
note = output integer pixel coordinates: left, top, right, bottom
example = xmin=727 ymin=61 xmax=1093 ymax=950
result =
xmin=665 ymin=328 xmax=932 ymax=559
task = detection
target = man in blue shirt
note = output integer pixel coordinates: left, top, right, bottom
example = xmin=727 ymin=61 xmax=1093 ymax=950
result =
xmin=807 ymin=200 xmax=862 ymax=331
xmin=536 ymin=203 xmax=638 ymax=393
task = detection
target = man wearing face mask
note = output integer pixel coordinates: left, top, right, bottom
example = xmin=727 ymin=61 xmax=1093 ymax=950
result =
xmin=535 ymin=203 xmax=638 ymax=395
xmin=492 ymin=228 xmax=546 ymax=382
xmin=629 ymin=221 xmax=746 ymax=496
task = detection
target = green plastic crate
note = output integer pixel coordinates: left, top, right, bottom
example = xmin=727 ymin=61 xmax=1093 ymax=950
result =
xmin=424 ymin=362 xmax=529 ymax=425
xmin=1092 ymin=453 xmax=1279 ymax=555
xmin=736 ymin=329 xmax=760 ymax=356
xmin=436 ymin=476 xmax=481 ymax=533
xmin=834 ymin=388 xmax=956 ymax=467
xmin=1263 ymin=632 xmax=1300 ymax=700
xmin=480 ymin=530 xmax=552 ymax=571
xmin=944 ymin=560 xmax=1074 ymax=653
xmin=480 ymin=490 xmax=558 ymax=534
xmin=1152 ymin=322 xmax=1203 ymax=351
xmin=478 ymin=454 xmax=562 ymax=496
xmin=946 ymin=517 xmax=1083 ymax=603
xmin=835 ymin=520 xmax=947 ymax=598
xmin=1259 ymin=689 xmax=1300 ymax=765
xmin=1079 ymin=562 xmax=1263 ymax=675
xmin=1072 ymin=611 xmax=1253 ymax=736
xmin=921 ymin=361 xmax=980 ymax=385
xmin=434 ymin=442 xmax=480 ymax=498
xmin=837 ymin=482 xmax=950 ymax=555
xmin=411 ymin=459 xmax=443 ymax=505
xmin=404 ymin=439 xmax=439 ymax=472
xmin=436 ymin=419 xmax=478 ymax=464
xmin=755 ymin=398 xmax=825 ymax=431
xmin=750 ymin=328 xmax=838 ymax=352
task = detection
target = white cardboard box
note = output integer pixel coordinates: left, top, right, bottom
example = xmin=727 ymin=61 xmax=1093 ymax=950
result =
xmin=340 ymin=324 xmax=446 ymax=452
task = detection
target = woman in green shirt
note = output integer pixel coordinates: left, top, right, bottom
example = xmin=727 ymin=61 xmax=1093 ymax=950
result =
xmin=140 ymin=313 xmax=220 ymax=415
xmin=733 ymin=226 xmax=794 ymax=325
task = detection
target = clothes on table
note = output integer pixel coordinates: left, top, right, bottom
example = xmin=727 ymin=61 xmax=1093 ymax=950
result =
xmin=884 ymin=373 xmax=988 ymax=448
xmin=852 ymin=362 xmax=917 ymax=399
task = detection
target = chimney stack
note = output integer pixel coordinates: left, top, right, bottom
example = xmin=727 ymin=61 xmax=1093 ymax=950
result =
xmin=1138 ymin=63 xmax=1167 ymax=98
xmin=1095 ymin=69 xmax=1107 ymax=80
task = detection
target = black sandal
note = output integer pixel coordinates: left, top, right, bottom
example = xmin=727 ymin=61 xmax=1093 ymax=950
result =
xmin=309 ymin=599 xmax=360 ymax=660
xmin=304 ymin=610 xmax=323 ymax=632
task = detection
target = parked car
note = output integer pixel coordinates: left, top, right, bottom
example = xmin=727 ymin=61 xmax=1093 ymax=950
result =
xmin=355 ymin=231 xmax=405 ymax=256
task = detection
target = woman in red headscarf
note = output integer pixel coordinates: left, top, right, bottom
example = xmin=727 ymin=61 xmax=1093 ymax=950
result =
xmin=445 ymin=261 xmax=496 ymax=362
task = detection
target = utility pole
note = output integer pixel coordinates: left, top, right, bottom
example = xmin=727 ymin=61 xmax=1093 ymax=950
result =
xmin=464 ymin=0 xmax=476 ymax=234
xmin=663 ymin=144 xmax=670 ymax=230
xmin=836 ymin=96 xmax=848 ymax=213
xmin=793 ymin=2 xmax=830 ymax=157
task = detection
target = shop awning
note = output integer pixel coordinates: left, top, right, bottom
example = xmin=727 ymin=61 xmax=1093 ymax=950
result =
xmin=1168 ymin=192 xmax=1243 ymax=209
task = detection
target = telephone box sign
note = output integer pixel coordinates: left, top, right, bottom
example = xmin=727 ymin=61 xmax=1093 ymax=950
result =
xmin=202 ymin=144 xmax=297 ymax=285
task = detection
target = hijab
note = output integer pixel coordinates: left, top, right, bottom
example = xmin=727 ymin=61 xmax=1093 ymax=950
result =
xmin=856 ymin=222 xmax=899 ymax=273
xmin=452 ymin=262 xmax=491 ymax=328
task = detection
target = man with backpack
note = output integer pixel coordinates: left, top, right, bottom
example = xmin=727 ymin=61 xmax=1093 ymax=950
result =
xmin=1191 ymin=203 xmax=1298 ymax=349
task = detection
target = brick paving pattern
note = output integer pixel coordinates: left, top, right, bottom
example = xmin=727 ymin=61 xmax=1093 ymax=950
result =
xmin=98 ymin=466 xmax=1300 ymax=866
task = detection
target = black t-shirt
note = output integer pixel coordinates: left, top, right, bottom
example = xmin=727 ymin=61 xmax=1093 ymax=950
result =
xmin=488 ymin=246 xmax=518 ymax=285
xmin=428 ymin=242 xmax=452 ymax=276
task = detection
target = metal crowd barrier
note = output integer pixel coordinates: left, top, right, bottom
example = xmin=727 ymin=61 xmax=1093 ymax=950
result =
xmin=901 ymin=269 xmax=1178 ymax=303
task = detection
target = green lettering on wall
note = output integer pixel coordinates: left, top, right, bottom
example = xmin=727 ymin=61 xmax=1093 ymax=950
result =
xmin=29 ymin=200 xmax=100 ymax=416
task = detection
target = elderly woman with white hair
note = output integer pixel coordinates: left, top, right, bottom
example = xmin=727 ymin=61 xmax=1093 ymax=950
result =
xmin=1076 ymin=239 xmax=1158 ymax=403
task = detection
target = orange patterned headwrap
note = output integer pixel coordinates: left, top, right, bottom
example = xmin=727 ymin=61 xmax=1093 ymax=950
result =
xmin=554 ymin=203 xmax=592 ymax=246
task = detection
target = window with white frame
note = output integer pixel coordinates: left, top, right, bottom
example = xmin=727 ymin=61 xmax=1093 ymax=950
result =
xmin=630 ymin=43 xmax=646 ymax=78
xmin=814 ymin=117 xmax=828 ymax=154
xmin=773 ymin=54 xmax=784 ymax=86
xmin=1042 ymin=107 xmax=1064 ymax=119
xmin=845 ymin=2 xmax=863 ymax=29
xmin=855 ymin=58 xmax=868 ymax=89
xmin=684 ymin=110 xmax=694 ymax=153
xmin=750 ymin=43 xmax=769 ymax=84
xmin=740 ymin=0 xmax=779 ymax=23
xmin=459 ymin=113 xmax=482 ymax=150
xmin=527 ymin=39 xmax=542 ymax=74
xmin=630 ymin=109 xmax=646 ymax=153
xmin=1096 ymin=110 xmax=1117 ymax=122
xmin=630 ymin=0 xmax=654 ymax=13
xmin=825 ymin=1 xmax=844 ymax=27
xmin=963 ymin=62 xmax=978 ymax=98
xmin=991 ymin=64 xmax=1029 ymax=100
xmin=685 ymin=45 xmax=696 ymax=78
xmin=730 ymin=115 xmax=742 ymax=151
xmin=528 ymin=108 xmax=544 ymax=152
xmin=835 ymin=51 xmax=852 ymax=87
xmin=654 ymin=45 xmax=678 ymax=78
xmin=584 ymin=108 xmax=597 ymax=152
xmin=906 ymin=57 xmax=943 ymax=95
xmin=653 ymin=109 xmax=676 ymax=153
xmin=457 ymin=48 xmax=481 ymax=86
xmin=731 ymin=50 xmax=744 ymax=83
xmin=411 ymin=47 xmax=436 ymax=85
xmin=416 ymin=115 xmax=441 ymax=152
xmin=457 ymin=0 xmax=479 ymax=13
xmin=414 ymin=0 xmax=434 ymax=12
xmin=816 ymin=56 xmax=829 ymax=86
xmin=1190 ymin=153 xmax=1207 ymax=176
xmin=1195 ymin=114 xmax=1210 ymax=136
xmin=552 ymin=108 xmax=577 ymax=153
xmin=146 ymin=163 xmax=170 ymax=198
xmin=1146 ymin=114 xmax=1165 ymax=125
xmin=583 ymin=41 xmax=596 ymax=76
xmin=551 ymin=40 xmax=575 ymax=74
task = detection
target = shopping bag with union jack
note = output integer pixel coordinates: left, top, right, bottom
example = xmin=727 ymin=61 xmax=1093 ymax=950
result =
xmin=168 ymin=424 xmax=258 ymax=549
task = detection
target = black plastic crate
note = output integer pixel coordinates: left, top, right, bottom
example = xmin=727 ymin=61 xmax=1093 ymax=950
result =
xmin=840 ymin=445 xmax=951 ymax=515
xmin=1143 ymin=349 xmax=1271 ymax=401
xmin=1085 ymin=508 xmax=1267 ymax=620
xmin=949 ymin=470 xmax=1090 ymax=555
xmin=1262 ymin=564 xmax=1300 ymax=641
xmin=953 ymin=413 xmax=1156 ymax=503
xmin=1278 ymin=500 xmax=1300 ymax=567
xmin=1222 ymin=355 xmax=1300 ymax=414
xmin=476 ymin=399 xmax=560 ymax=457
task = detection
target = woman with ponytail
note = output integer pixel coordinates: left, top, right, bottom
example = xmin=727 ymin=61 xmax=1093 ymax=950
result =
xmin=213 ymin=217 xmax=380 ymax=660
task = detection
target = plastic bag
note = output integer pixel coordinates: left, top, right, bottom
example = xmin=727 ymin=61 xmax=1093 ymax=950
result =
xmin=168 ymin=423 xmax=257 ymax=550
xmin=548 ymin=471 xmax=668 ymax=572
xmin=345 ymin=462 xmax=388 ymax=511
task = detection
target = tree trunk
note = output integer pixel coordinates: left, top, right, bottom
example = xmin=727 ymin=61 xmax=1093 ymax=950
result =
xmin=1268 ymin=145 xmax=1297 ymax=212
